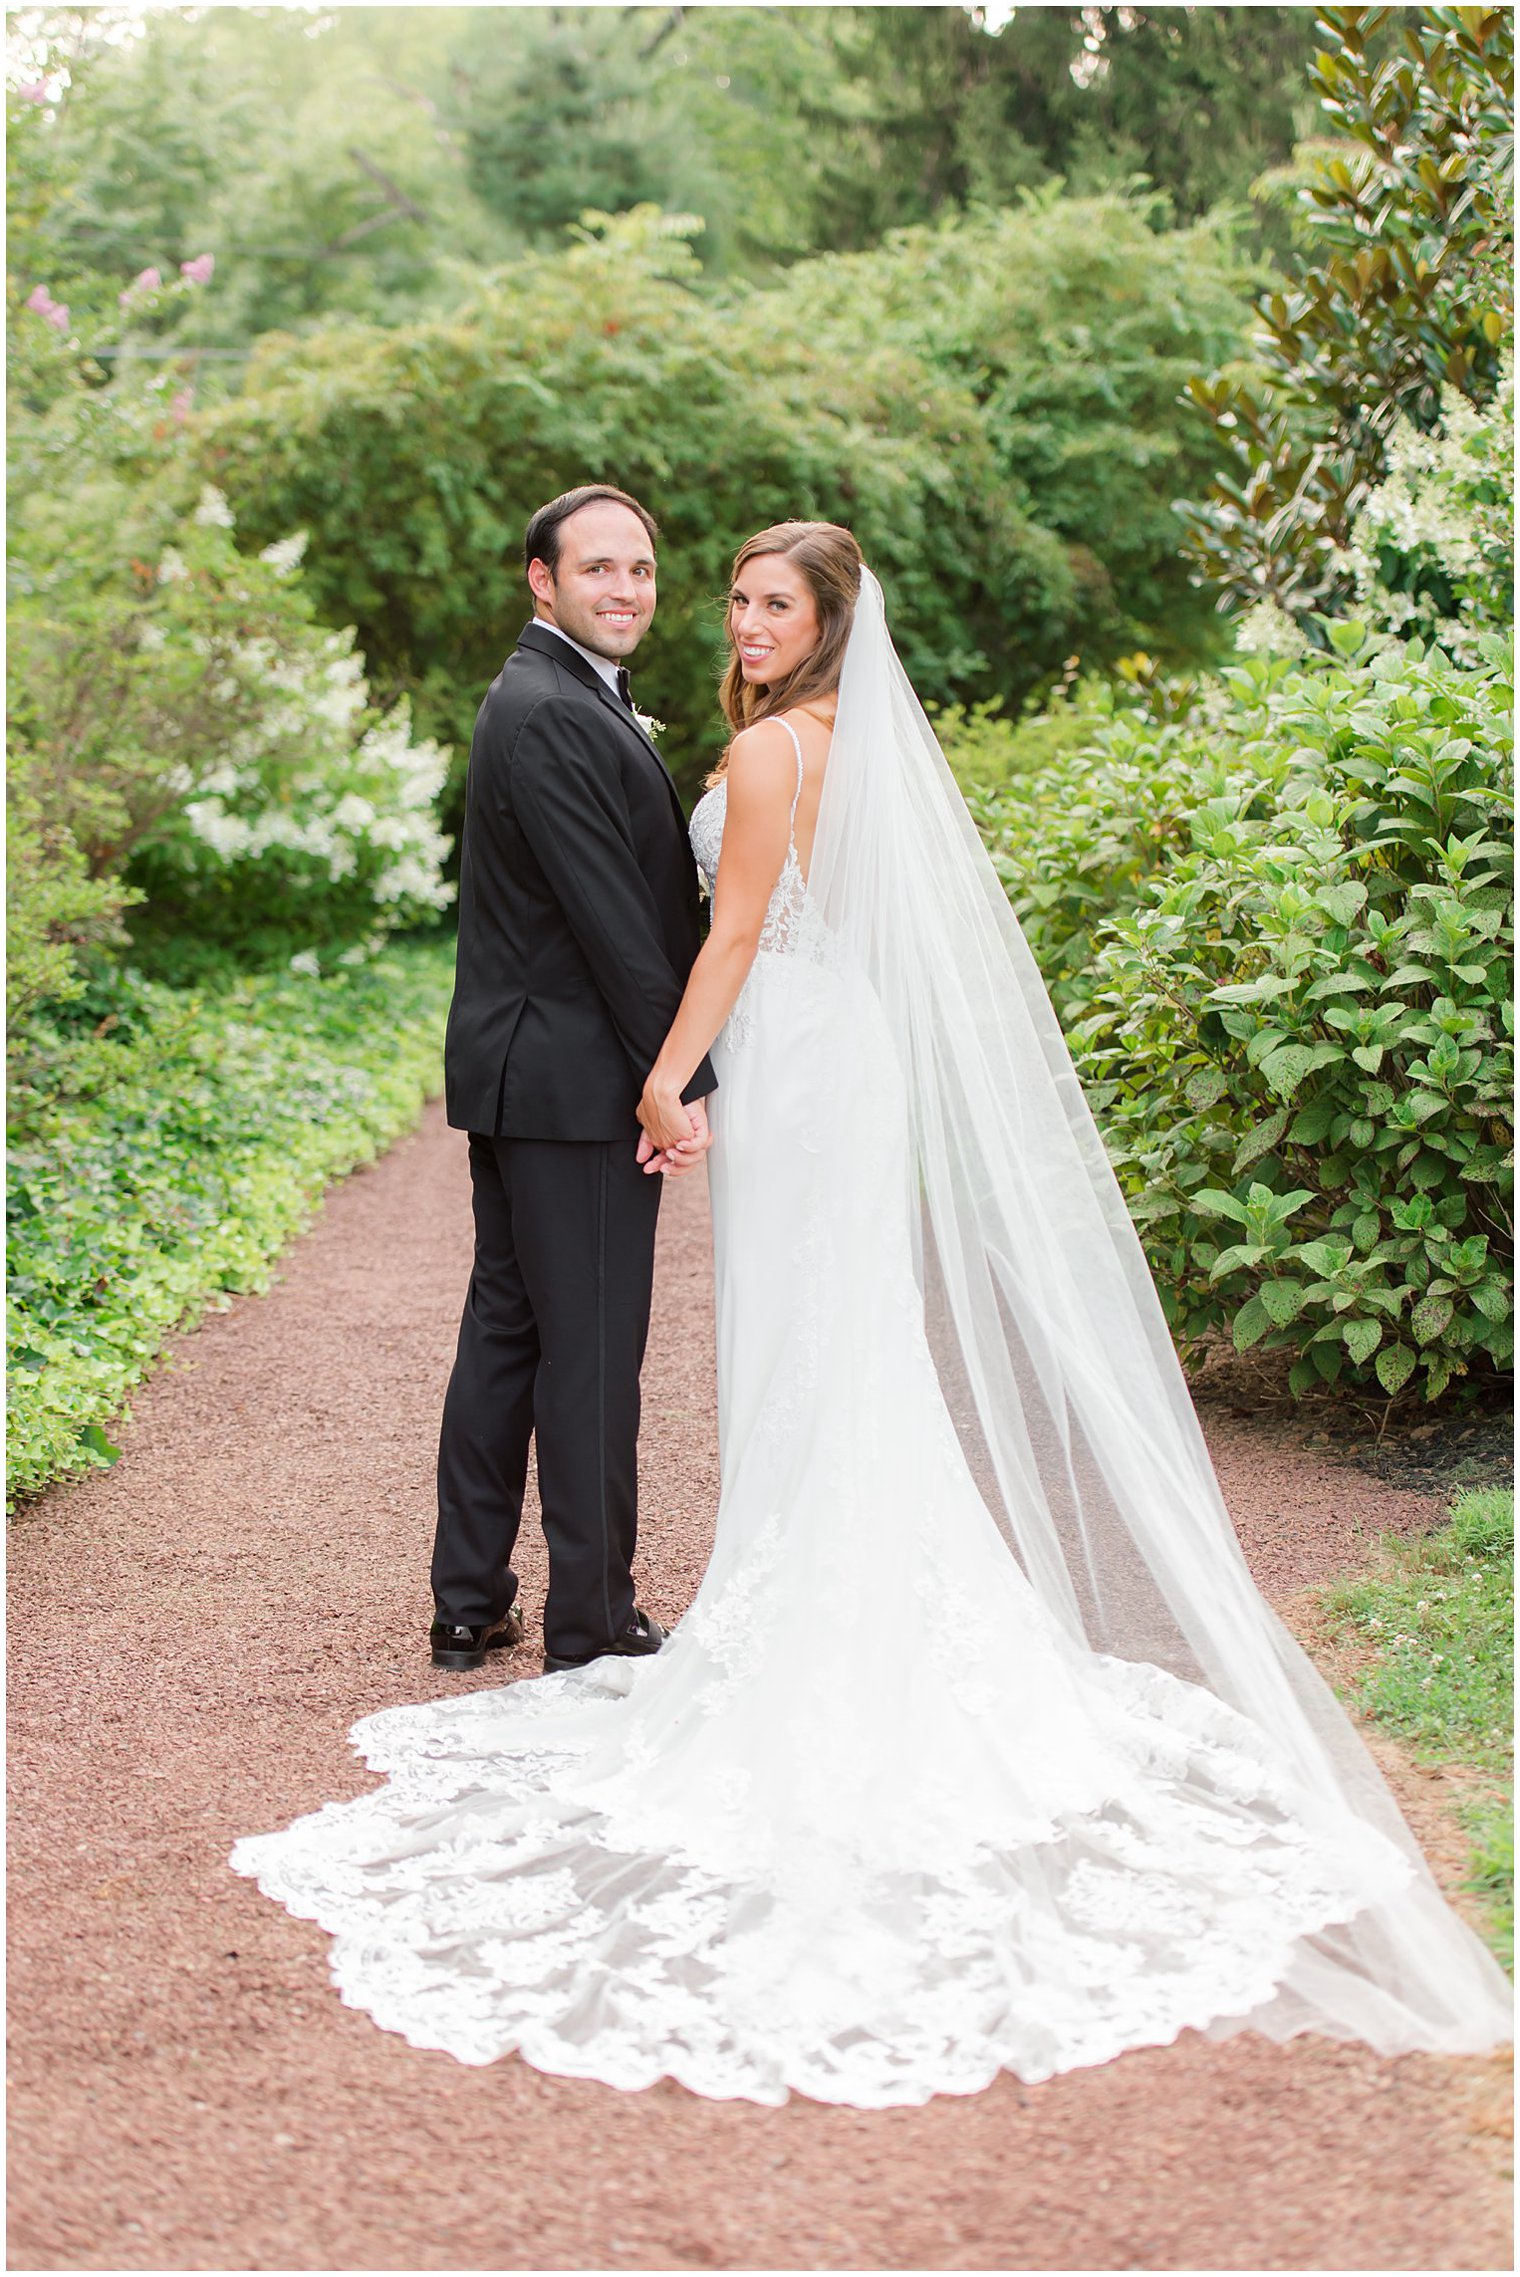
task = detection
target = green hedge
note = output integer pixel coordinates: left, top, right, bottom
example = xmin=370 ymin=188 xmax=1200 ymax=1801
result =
xmin=199 ymin=197 xmax=1251 ymax=801
xmin=7 ymin=937 xmax=454 ymax=1508
xmin=965 ymin=629 xmax=1513 ymax=1402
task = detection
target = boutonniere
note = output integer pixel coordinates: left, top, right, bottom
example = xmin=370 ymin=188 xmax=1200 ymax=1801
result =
xmin=634 ymin=709 xmax=665 ymax=741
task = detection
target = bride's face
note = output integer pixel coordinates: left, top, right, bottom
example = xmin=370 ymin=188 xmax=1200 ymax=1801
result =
xmin=730 ymin=553 xmax=819 ymax=686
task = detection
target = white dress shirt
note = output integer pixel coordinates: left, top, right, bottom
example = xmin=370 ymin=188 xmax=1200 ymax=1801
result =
xmin=534 ymin=615 xmax=624 ymax=695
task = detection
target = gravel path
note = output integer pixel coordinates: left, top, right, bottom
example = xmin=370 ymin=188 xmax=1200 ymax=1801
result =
xmin=9 ymin=1099 xmax=1511 ymax=2272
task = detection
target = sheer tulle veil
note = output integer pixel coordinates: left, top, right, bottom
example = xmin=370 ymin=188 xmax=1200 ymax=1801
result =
xmin=810 ymin=564 xmax=1511 ymax=2054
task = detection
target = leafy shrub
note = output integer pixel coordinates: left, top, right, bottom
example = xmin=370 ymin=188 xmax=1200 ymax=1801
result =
xmin=199 ymin=197 xmax=1251 ymax=799
xmin=8 ymin=244 xmax=454 ymax=997
xmin=967 ymin=687 xmax=1238 ymax=1022
xmin=7 ymin=939 xmax=455 ymax=1508
xmin=6 ymin=780 xmax=136 ymax=1037
xmin=1179 ymin=5 xmax=1512 ymax=620
xmin=1060 ymin=630 xmax=1513 ymax=1402
xmin=9 ymin=471 xmax=453 ymax=973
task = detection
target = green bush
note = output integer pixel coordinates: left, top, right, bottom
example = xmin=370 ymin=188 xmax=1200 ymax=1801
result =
xmin=1319 ymin=1487 xmax=1513 ymax=1968
xmin=1179 ymin=5 xmax=1512 ymax=621
xmin=6 ymin=938 xmax=454 ymax=1508
xmin=1055 ymin=631 xmax=1513 ymax=1401
xmin=8 ymin=258 xmax=455 ymax=992
xmin=198 ymin=197 xmax=1251 ymax=799
xmin=966 ymin=685 xmax=1234 ymax=1023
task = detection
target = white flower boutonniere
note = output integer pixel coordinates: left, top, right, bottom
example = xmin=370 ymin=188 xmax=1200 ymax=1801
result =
xmin=634 ymin=709 xmax=665 ymax=741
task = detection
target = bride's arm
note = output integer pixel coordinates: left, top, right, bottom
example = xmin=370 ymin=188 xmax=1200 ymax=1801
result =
xmin=638 ymin=720 xmax=797 ymax=1152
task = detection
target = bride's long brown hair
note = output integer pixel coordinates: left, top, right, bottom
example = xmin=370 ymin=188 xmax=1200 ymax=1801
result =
xmin=710 ymin=521 xmax=863 ymax=780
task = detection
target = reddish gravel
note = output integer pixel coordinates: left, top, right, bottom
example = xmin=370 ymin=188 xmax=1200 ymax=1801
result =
xmin=8 ymin=1099 xmax=1512 ymax=2272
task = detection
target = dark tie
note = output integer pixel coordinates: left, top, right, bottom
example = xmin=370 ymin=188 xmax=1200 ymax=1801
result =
xmin=615 ymin=665 xmax=635 ymax=712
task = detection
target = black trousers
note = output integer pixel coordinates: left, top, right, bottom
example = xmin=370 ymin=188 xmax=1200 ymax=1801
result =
xmin=432 ymin=1132 xmax=663 ymax=1663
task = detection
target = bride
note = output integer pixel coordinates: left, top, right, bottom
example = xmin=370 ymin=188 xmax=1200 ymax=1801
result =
xmin=232 ymin=521 xmax=1510 ymax=2106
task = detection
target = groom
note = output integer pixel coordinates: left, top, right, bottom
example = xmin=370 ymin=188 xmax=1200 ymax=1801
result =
xmin=431 ymin=484 xmax=716 ymax=1675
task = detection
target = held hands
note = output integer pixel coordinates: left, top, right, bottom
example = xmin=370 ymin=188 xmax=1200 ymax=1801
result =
xmin=636 ymin=1087 xmax=712 ymax=1177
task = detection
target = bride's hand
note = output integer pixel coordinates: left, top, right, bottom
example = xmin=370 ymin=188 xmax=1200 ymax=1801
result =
xmin=638 ymin=1074 xmax=699 ymax=1157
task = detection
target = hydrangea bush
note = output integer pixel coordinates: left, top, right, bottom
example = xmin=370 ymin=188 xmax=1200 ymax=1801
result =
xmin=986 ymin=633 xmax=1513 ymax=1404
xmin=10 ymin=476 xmax=453 ymax=976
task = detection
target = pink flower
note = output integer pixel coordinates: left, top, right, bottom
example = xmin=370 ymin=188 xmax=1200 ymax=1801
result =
xmin=119 ymin=266 xmax=162 ymax=306
xmin=179 ymin=253 xmax=215 ymax=285
xmin=25 ymin=284 xmax=68 ymax=331
xmin=17 ymin=81 xmax=48 ymax=103
xmin=170 ymin=388 xmax=194 ymax=424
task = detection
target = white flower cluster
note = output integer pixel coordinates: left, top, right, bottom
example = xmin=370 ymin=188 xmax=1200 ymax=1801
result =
xmin=194 ymin=483 xmax=236 ymax=530
xmin=142 ymin=487 xmax=456 ymax=940
xmin=179 ymin=633 xmax=453 ymax=921
xmin=1229 ymin=600 xmax=1311 ymax=660
xmin=258 ymin=530 xmax=309 ymax=577
xmin=1332 ymin=358 xmax=1513 ymax=663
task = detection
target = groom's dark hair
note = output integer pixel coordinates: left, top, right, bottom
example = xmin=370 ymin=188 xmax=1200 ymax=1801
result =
xmin=524 ymin=485 xmax=659 ymax=576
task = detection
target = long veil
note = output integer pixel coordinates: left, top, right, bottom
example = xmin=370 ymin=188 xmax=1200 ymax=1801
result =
xmin=809 ymin=565 xmax=1511 ymax=2054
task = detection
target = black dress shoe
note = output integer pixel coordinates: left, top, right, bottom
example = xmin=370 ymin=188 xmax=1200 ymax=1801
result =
xmin=430 ymin=1603 xmax=525 ymax=1670
xmin=542 ymin=1608 xmax=666 ymax=1675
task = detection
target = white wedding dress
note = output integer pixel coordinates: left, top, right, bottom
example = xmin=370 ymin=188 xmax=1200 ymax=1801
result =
xmin=231 ymin=696 xmax=1503 ymax=2106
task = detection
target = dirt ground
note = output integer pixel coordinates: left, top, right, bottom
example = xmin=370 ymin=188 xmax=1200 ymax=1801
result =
xmin=8 ymin=1099 xmax=1513 ymax=2272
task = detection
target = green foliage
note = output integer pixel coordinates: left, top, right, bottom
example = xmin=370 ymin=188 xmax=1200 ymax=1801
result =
xmin=6 ymin=939 xmax=455 ymax=1509
xmin=965 ymin=686 xmax=1228 ymax=1020
xmin=7 ymin=4 xmax=1323 ymax=349
xmin=765 ymin=191 xmax=1254 ymax=684
xmin=8 ymin=298 xmax=454 ymax=979
xmin=1180 ymin=4 xmax=1513 ymax=622
xmin=1319 ymin=1488 xmax=1513 ymax=1966
xmin=200 ymin=196 xmax=1250 ymax=799
xmin=6 ymin=778 xmax=137 ymax=1037
xmin=816 ymin=6 xmax=1326 ymax=237
xmin=981 ymin=632 xmax=1513 ymax=1403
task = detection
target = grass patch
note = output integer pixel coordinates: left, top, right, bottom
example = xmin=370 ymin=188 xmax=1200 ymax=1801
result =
xmin=1319 ymin=1487 xmax=1514 ymax=1970
xmin=7 ymin=936 xmax=455 ymax=1509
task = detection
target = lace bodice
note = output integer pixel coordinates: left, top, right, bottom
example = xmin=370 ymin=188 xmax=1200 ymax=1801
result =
xmin=689 ymin=718 xmax=834 ymax=977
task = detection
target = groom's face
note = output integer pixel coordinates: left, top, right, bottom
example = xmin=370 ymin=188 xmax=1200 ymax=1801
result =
xmin=529 ymin=501 xmax=656 ymax=661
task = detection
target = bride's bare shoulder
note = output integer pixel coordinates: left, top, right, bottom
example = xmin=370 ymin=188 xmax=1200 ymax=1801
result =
xmin=722 ymin=718 xmax=799 ymax=801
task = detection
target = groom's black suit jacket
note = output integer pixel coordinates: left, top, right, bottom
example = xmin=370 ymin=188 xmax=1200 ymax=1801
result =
xmin=444 ymin=620 xmax=717 ymax=1139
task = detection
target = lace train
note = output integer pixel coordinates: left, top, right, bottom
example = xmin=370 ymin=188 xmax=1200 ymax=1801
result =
xmin=231 ymin=1636 xmax=1410 ymax=2105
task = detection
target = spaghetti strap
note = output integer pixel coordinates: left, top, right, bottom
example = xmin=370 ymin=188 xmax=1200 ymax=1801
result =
xmin=776 ymin=716 xmax=805 ymax=822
